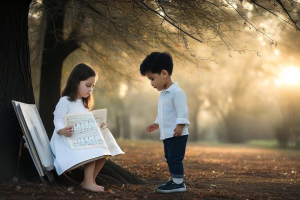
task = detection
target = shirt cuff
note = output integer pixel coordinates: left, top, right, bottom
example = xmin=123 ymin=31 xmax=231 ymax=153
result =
xmin=154 ymin=116 xmax=159 ymax=124
xmin=55 ymin=122 xmax=66 ymax=133
xmin=176 ymin=118 xmax=190 ymax=126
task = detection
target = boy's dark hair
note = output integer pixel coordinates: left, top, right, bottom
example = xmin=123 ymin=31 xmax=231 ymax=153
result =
xmin=62 ymin=63 xmax=97 ymax=109
xmin=140 ymin=52 xmax=173 ymax=76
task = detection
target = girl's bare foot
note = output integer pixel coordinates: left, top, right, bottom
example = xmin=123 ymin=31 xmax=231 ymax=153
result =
xmin=95 ymin=184 xmax=104 ymax=190
xmin=93 ymin=181 xmax=104 ymax=190
xmin=81 ymin=181 xmax=104 ymax=192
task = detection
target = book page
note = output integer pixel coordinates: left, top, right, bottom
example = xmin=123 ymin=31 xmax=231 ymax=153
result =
xmin=64 ymin=112 xmax=108 ymax=150
xmin=91 ymin=108 xmax=124 ymax=156
xmin=91 ymin=109 xmax=107 ymax=128
xmin=100 ymin=128 xmax=125 ymax=156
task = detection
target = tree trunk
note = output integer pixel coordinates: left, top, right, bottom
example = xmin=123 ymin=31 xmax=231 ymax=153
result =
xmin=39 ymin=1 xmax=79 ymax=137
xmin=189 ymin=103 xmax=200 ymax=141
xmin=115 ymin=109 xmax=121 ymax=138
xmin=0 ymin=0 xmax=38 ymax=181
xmin=225 ymin=111 xmax=246 ymax=143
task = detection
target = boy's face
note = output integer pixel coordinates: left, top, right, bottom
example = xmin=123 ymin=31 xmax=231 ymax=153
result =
xmin=145 ymin=70 xmax=168 ymax=91
xmin=77 ymin=76 xmax=97 ymax=98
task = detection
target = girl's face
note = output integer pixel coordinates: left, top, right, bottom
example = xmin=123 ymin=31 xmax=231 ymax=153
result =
xmin=77 ymin=76 xmax=97 ymax=98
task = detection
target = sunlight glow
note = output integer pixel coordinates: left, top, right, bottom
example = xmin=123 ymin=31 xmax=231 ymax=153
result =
xmin=231 ymin=3 xmax=237 ymax=9
xmin=281 ymin=67 xmax=300 ymax=85
xmin=242 ymin=2 xmax=254 ymax=11
xmin=275 ymin=79 xmax=281 ymax=86
xmin=224 ymin=0 xmax=237 ymax=9
xmin=155 ymin=8 xmax=166 ymax=17
xmin=204 ymin=99 xmax=210 ymax=108
xmin=119 ymin=83 xmax=128 ymax=98
xmin=247 ymin=11 xmax=253 ymax=19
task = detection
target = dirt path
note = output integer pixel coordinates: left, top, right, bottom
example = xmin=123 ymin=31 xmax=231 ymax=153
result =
xmin=1 ymin=140 xmax=300 ymax=199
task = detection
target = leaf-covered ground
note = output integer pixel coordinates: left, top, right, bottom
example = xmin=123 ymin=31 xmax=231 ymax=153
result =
xmin=1 ymin=140 xmax=300 ymax=199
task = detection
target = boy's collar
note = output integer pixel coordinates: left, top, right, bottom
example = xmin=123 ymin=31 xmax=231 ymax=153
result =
xmin=163 ymin=82 xmax=178 ymax=92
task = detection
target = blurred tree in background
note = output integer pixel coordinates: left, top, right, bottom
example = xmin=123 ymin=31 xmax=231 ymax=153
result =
xmin=28 ymin=0 xmax=300 ymax=147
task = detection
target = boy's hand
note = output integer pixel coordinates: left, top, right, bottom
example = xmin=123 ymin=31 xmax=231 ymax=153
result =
xmin=58 ymin=126 xmax=73 ymax=137
xmin=174 ymin=124 xmax=185 ymax=137
xmin=146 ymin=123 xmax=159 ymax=133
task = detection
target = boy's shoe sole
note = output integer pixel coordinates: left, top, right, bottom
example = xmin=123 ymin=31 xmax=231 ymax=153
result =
xmin=156 ymin=187 xmax=186 ymax=193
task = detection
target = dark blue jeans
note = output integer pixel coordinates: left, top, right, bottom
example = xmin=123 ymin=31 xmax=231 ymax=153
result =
xmin=163 ymin=135 xmax=188 ymax=178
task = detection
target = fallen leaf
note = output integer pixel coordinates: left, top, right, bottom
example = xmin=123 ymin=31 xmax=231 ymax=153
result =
xmin=236 ymin=179 xmax=244 ymax=183
xmin=15 ymin=186 xmax=22 ymax=191
xmin=55 ymin=191 xmax=65 ymax=196
xmin=108 ymin=189 xmax=115 ymax=194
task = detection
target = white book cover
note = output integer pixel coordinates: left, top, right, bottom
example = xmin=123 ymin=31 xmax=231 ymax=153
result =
xmin=12 ymin=101 xmax=54 ymax=172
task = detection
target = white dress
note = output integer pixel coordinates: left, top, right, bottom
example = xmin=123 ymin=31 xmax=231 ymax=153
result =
xmin=50 ymin=96 xmax=110 ymax=175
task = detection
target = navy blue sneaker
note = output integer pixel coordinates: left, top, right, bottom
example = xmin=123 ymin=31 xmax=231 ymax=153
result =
xmin=156 ymin=180 xmax=186 ymax=193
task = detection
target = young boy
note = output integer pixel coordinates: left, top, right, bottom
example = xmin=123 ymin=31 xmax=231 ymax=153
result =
xmin=140 ymin=52 xmax=190 ymax=193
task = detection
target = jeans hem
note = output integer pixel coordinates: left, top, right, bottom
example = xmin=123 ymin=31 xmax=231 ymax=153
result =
xmin=172 ymin=173 xmax=184 ymax=178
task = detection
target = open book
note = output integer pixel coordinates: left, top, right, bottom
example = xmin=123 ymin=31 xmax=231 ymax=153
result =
xmin=64 ymin=109 xmax=124 ymax=156
xmin=61 ymin=109 xmax=124 ymax=172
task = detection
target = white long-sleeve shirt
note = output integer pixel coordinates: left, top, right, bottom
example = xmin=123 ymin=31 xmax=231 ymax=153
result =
xmin=154 ymin=82 xmax=190 ymax=140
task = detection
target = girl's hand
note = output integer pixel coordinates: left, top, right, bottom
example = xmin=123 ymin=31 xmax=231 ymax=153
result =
xmin=174 ymin=124 xmax=185 ymax=137
xmin=146 ymin=123 xmax=159 ymax=133
xmin=58 ymin=126 xmax=73 ymax=137
xmin=100 ymin=122 xmax=107 ymax=129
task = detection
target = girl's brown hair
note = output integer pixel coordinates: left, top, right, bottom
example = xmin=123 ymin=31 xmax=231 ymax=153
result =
xmin=61 ymin=63 xmax=97 ymax=110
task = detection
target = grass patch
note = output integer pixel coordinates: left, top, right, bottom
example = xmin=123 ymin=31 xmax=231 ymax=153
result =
xmin=246 ymin=140 xmax=278 ymax=148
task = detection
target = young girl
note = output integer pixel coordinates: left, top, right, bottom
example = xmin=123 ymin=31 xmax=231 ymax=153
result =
xmin=50 ymin=63 xmax=110 ymax=192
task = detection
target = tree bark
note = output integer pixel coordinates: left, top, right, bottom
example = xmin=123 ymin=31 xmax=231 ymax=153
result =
xmin=0 ymin=0 xmax=38 ymax=180
xmin=39 ymin=1 xmax=79 ymax=137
